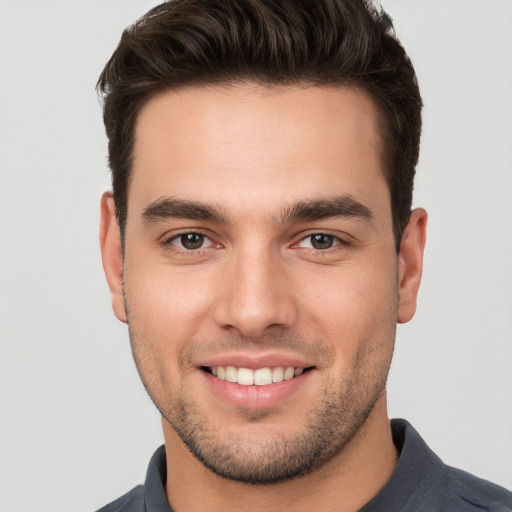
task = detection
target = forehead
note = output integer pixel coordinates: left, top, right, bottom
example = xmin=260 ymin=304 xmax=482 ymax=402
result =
xmin=129 ymin=84 xmax=388 ymax=222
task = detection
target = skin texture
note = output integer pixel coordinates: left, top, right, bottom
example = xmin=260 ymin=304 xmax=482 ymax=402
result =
xmin=100 ymin=84 xmax=427 ymax=512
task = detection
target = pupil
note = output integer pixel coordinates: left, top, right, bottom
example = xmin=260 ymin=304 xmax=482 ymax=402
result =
xmin=311 ymin=234 xmax=333 ymax=249
xmin=181 ymin=233 xmax=204 ymax=250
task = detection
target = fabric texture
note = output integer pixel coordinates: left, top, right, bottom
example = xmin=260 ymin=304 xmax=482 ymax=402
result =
xmin=96 ymin=419 xmax=512 ymax=512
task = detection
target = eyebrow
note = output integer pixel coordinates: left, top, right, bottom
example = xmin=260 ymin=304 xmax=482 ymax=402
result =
xmin=278 ymin=196 xmax=374 ymax=224
xmin=141 ymin=197 xmax=230 ymax=225
xmin=141 ymin=194 xmax=373 ymax=226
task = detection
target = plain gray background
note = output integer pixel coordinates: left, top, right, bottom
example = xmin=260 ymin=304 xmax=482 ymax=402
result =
xmin=0 ymin=1 xmax=511 ymax=511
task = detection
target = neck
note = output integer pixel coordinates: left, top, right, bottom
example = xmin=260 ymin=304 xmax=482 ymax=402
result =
xmin=163 ymin=393 xmax=397 ymax=512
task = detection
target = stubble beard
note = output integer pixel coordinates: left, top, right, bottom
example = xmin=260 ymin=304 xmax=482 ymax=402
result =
xmin=128 ymin=327 xmax=395 ymax=485
xmin=168 ymin=375 xmax=388 ymax=484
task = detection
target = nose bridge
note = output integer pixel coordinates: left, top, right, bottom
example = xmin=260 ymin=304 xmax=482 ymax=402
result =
xmin=214 ymin=240 xmax=297 ymax=337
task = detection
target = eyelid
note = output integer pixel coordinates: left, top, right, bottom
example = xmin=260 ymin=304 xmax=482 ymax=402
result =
xmin=160 ymin=229 xmax=221 ymax=252
xmin=158 ymin=228 xmax=352 ymax=254
xmin=296 ymin=236 xmax=339 ymax=250
xmin=292 ymin=231 xmax=351 ymax=249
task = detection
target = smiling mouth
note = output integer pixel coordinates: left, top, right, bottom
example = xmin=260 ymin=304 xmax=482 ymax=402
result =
xmin=201 ymin=366 xmax=314 ymax=386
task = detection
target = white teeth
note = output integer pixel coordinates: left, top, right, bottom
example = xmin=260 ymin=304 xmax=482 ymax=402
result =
xmin=225 ymin=366 xmax=238 ymax=383
xmin=272 ymin=366 xmax=284 ymax=383
xmin=254 ymin=367 xmax=272 ymax=386
xmin=209 ymin=365 xmax=307 ymax=386
xmin=284 ymin=367 xmax=295 ymax=380
xmin=237 ymin=367 xmax=254 ymax=385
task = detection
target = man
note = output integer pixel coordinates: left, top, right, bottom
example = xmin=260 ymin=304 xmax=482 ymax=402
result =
xmin=96 ymin=0 xmax=512 ymax=510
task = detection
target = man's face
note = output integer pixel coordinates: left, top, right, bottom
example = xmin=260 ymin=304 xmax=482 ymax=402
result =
xmin=102 ymin=85 xmax=423 ymax=483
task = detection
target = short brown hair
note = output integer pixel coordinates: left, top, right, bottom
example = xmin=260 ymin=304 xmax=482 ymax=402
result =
xmin=97 ymin=0 xmax=422 ymax=251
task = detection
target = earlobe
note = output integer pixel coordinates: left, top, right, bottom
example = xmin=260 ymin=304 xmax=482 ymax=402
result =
xmin=99 ymin=191 xmax=127 ymax=323
xmin=397 ymin=208 xmax=427 ymax=324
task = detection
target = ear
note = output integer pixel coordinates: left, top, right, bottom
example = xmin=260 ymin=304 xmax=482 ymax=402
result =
xmin=397 ymin=208 xmax=427 ymax=324
xmin=99 ymin=191 xmax=127 ymax=323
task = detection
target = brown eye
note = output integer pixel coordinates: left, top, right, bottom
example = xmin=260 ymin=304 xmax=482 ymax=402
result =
xmin=179 ymin=233 xmax=205 ymax=250
xmin=164 ymin=231 xmax=219 ymax=254
xmin=310 ymin=234 xmax=335 ymax=249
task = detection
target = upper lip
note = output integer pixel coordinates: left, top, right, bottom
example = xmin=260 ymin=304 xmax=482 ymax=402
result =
xmin=197 ymin=351 xmax=315 ymax=370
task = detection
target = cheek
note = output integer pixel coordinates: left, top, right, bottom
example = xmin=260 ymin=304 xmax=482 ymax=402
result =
xmin=123 ymin=258 xmax=217 ymax=352
xmin=298 ymin=260 xmax=398 ymax=356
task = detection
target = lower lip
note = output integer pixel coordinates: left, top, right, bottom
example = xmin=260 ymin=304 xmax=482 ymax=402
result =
xmin=200 ymin=370 xmax=313 ymax=409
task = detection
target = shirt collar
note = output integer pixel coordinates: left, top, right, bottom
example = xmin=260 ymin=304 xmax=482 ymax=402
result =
xmin=143 ymin=419 xmax=442 ymax=512
xmin=359 ymin=418 xmax=444 ymax=511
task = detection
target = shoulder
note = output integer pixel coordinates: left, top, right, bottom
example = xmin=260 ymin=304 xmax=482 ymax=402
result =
xmin=382 ymin=419 xmax=512 ymax=512
xmin=95 ymin=445 xmax=169 ymax=512
xmin=444 ymin=465 xmax=512 ymax=512
xmin=95 ymin=485 xmax=145 ymax=512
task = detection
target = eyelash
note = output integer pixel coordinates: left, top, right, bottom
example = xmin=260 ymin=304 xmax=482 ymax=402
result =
xmin=161 ymin=231 xmax=220 ymax=255
xmin=294 ymin=233 xmax=349 ymax=251
xmin=161 ymin=231 xmax=350 ymax=255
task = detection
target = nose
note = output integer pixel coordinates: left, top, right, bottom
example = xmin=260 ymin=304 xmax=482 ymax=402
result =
xmin=213 ymin=247 xmax=298 ymax=338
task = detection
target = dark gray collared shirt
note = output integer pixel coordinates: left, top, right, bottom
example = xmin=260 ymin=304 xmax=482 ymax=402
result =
xmin=97 ymin=419 xmax=512 ymax=511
